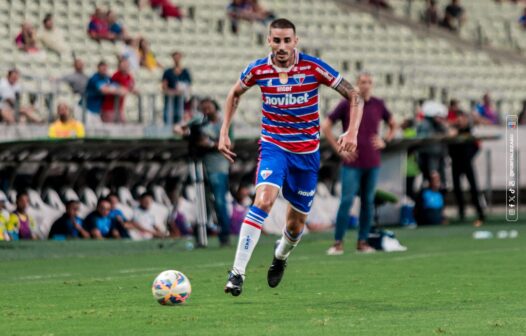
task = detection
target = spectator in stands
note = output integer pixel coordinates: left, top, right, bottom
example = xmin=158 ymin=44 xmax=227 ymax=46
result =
xmin=475 ymin=93 xmax=499 ymax=125
xmin=88 ymin=7 xmax=110 ymax=42
xmin=519 ymin=7 xmax=526 ymax=29
xmin=324 ymin=72 xmax=396 ymax=255
xmin=162 ymin=51 xmax=192 ymax=124
xmin=101 ymin=58 xmax=135 ymax=123
xmin=447 ymin=99 xmax=461 ymax=123
xmin=139 ymin=38 xmax=162 ymax=71
xmin=107 ymin=10 xmax=126 ymax=41
xmin=0 ymin=194 xmax=10 ymax=240
xmin=107 ymin=193 xmax=131 ymax=238
xmin=448 ymin=110 xmax=485 ymax=227
xmin=129 ymin=192 xmax=164 ymax=240
xmin=60 ymin=58 xmax=89 ymax=95
xmin=416 ymin=100 xmax=449 ymax=191
xmin=414 ymin=171 xmax=445 ymax=225
xmin=422 ymin=0 xmax=440 ymax=26
xmin=227 ymin=0 xmax=275 ymax=34
xmin=15 ymin=22 xmax=39 ymax=53
xmin=149 ymin=0 xmax=183 ymax=20
xmin=37 ymin=14 xmax=68 ymax=57
xmin=0 ymin=69 xmax=42 ymax=124
xmin=48 ymin=200 xmax=90 ymax=239
xmin=48 ymin=102 xmax=85 ymax=138
xmin=401 ymin=118 xmax=420 ymax=202
xmin=368 ymin=0 xmax=392 ymax=10
xmin=441 ymin=0 xmax=466 ymax=32
xmin=6 ymin=191 xmax=37 ymax=240
xmin=122 ymin=38 xmax=141 ymax=72
xmin=84 ymin=61 xmax=127 ymax=125
xmin=248 ymin=0 xmax=276 ymax=24
xmin=83 ymin=198 xmax=121 ymax=239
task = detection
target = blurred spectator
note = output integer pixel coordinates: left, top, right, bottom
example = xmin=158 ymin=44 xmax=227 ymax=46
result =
xmin=230 ymin=184 xmax=251 ymax=235
xmin=227 ymin=0 xmax=275 ymax=34
xmin=129 ymin=192 xmax=164 ymax=240
xmin=122 ymin=38 xmax=140 ymax=72
xmin=0 ymin=69 xmax=42 ymax=124
xmin=162 ymin=51 xmax=192 ymax=124
xmin=414 ymin=171 xmax=445 ymax=225
xmin=0 ymin=194 xmax=10 ymax=240
xmin=6 ymin=191 xmax=37 ymax=240
xmin=60 ymin=58 xmax=89 ymax=95
xmin=139 ymin=38 xmax=162 ymax=71
xmin=83 ymin=198 xmax=121 ymax=239
xmin=447 ymin=99 xmax=461 ymax=123
xmin=416 ymin=100 xmax=449 ymax=190
xmin=37 ymin=14 xmax=68 ymax=56
xmin=48 ymin=102 xmax=85 ymax=138
xmin=88 ymin=7 xmax=110 ymax=42
xmin=107 ymin=10 xmax=126 ymax=41
xmin=448 ymin=110 xmax=485 ymax=227
xmin=401 ymin=118 xmax=420 ymax=202
xmin=83 ymin=61 xmax=127 ymax=125
xmin=107 ymin=193 xmax=132 ymax=238
xmin=520 ymin=7 xmax=526 ymax=29
xmin=48 ymin=200 xmax=90 ymax=239
xmin=519 ymin=100 xmax=526 ymax=125
xmin=440 ymin=0 xmax=466 ymax=32
xmin=149 ymin=0 xmax=183 ymax=20
xmin=475 ymin=93 xmax=499 ymax=125
xmin=368 ymin=0 xmax=392 ymax=10
xmin=101 ymin=58 xmax=135 ymax=123
xmin=15 ymin=22 xmax=39 ymax=53
xmin=422 ymin=0 xmax=440 ymax=25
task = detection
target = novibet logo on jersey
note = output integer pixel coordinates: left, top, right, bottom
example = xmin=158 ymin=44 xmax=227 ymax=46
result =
xmin=265 ymin=93 xmax=309 ymax=106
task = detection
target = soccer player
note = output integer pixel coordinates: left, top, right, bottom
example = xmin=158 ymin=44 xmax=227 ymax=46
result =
xmin=219 ymin=18 xmax=364 ymax=296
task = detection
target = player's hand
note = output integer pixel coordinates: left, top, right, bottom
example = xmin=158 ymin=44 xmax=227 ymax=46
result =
xmin=337 ymin=131 xmax=358 ymax=153
xmin=371 ymin=135 xmax=386 ymax=150
xmin=218 ymin=133 xmax=237 ymax=163
xmin=339 ymin=150 xmax=357 ymax=162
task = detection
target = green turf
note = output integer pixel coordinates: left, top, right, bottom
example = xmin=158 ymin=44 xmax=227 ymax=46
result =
xmin=1 ymin=217 xmax=525 ymax=336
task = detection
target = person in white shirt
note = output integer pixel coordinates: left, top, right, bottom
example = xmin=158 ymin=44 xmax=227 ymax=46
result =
xmin=38 ymin=14 xmax=69 ymax=57
xmin=129 ymin=192 xmax=164 ymax=240
xmin=0 ymin=69 xmax=41 ymax=124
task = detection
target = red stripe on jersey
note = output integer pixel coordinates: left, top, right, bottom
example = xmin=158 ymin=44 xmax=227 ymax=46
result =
xmin=263 ymin=124 xmax=319 ymax=135
xmin=262 ymin=110 xmax=319 ymax=123
xmin=262 ymin=136 xmax=319 ymax=153
xmin=243 ymin=219 xmax=262 ymax=230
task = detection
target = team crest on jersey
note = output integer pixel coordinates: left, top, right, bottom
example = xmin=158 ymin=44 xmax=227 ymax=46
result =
xmin=293 ymin=74 xmax=306 ymax=85
xmin=260 ymin=169 xmax=273 ymax=180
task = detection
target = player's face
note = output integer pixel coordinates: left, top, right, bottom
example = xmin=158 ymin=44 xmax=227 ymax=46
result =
xmin=357 ymin=75 xmax=373 ymax=97
xmin=268 ymin=28 xmax=297 ymax=65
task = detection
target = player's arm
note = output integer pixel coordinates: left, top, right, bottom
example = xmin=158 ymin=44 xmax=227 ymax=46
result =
xmin=333 ymin=79 xmax=364 ymax=153
xmin=219 ymin=80 xmax=248 ymax=163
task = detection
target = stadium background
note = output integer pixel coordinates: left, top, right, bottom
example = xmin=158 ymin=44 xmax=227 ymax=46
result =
xmin=1 ymin=0 xmax=525 ymax=335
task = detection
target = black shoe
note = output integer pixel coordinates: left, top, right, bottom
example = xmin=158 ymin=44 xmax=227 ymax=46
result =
xmin=267 ymin=257 xmax=287 ymax=288
xmin=224 ymin=271 xmax=243 ymax=296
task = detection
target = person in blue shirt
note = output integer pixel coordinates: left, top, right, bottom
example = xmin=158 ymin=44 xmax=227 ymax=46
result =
xmin=107 ymin=192 xmax=131 ymax=238
xmin=415 ymin=171 xmax=445 ymax=225
xmin=83 ymin=198 xmax=121 ymax=239
xmin=48 ymin=200 xmax=90 ymax=239
xmin=162 ymin=52 xmax=192 ymax=124
xmin=83 ymin=61 xmax=127 ymax=125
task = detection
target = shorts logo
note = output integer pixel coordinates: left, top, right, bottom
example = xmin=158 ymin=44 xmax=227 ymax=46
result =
xmin=298 ymin=189 xmax=316 ymax=197
xmin=260 ymin=169 xmax=273 ymax=180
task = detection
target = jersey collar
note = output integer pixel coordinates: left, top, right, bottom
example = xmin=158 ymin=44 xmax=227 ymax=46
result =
xmin=267 ymin=49 xmax=299 ymax=73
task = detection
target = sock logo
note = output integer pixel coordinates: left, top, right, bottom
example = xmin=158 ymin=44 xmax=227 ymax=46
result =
xmin=243 ymin=235 xmax=251 ymax=250
xmin=260 ymin=169 xmax=273 ymax=180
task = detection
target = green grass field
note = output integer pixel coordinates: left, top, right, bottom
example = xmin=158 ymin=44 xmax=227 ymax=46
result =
xmin=1 ymin=217 xmax=525 ymax=336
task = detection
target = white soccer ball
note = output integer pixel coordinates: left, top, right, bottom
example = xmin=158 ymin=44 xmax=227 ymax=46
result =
xmin=152 ymin=270 xmax=192 ymax=305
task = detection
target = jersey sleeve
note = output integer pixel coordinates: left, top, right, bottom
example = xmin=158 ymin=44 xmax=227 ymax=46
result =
xmin=311 ymin=57 xmax=342 ymax=88
xmin=239 ymin=62 xmax=258 ymax=89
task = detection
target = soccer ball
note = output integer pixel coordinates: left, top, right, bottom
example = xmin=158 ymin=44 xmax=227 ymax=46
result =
xmin=152 ymin=270 xmax=191 ymax=305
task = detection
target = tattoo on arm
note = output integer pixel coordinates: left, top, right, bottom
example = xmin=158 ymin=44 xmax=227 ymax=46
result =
xmin=335 ymin=79 xmax=362 ymax=106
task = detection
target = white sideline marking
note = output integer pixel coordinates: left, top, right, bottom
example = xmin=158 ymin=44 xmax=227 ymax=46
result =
xmin=17 ymin=273 xmax=72 ymax=280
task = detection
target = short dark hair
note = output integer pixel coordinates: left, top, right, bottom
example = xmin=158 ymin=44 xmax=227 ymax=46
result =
xmin=65 ymin=200 xmax=79 ymax=208
xmin=97 ymin=197 xmax=110 ymax=206
xmin=16 ymin=190 xmax=28 ymax=201
xmin=97 ymin=60 xmax=107 ymax=67
xmin=7 ymin=68 xmax=19 ymax=77
xmin=43 ymin=13 xmax=52 ymax=24
xmin=139 ymin=192 xmax=154 ymax=200
xmin=269 ymin=18 xmax=296 ymax=34
xmin=107 ymin=192 xmax=119 ymax=200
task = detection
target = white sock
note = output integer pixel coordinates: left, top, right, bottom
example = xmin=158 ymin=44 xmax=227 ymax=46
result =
xmin=232 ymin=206 xmax=268 ymax=277
xmin=275 ymin=227 xmax=304 ymax=260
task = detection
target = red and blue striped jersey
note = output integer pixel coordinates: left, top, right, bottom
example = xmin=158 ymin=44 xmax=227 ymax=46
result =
xmin=240 ymin=50 xmax=342 ymax=154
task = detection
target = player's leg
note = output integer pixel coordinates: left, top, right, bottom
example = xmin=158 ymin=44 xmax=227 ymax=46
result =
xmin=328 ymin=166 xmax=361 ymax=255
xmin=267 ymin=151 xmax=317 ymax=288
xmin=225 ymin=143 xmax=286 ymax=296
xmin=356 ymin=167 xmax=380 ymax=253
